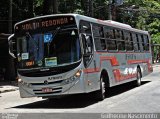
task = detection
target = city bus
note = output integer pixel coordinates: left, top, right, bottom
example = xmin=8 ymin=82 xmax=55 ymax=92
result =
xmin=9 ymin=14 xmax=153 ymax=100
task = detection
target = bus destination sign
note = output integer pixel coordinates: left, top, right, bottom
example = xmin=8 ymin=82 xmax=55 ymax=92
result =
xmin=15 ymin=16 xmax=75 ymax=32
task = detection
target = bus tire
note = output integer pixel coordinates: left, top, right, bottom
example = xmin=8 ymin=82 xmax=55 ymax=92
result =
xmin=136 ymin=68 xmax=141 ymax=86
xmin=95 ymin=75 xmax=106 ymax=101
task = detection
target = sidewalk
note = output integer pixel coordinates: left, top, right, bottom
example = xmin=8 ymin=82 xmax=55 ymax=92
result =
xmin=153 ymin=63 xmax=160 ymax=67
xmin=0 ymin=81 xmax=18 ymax=93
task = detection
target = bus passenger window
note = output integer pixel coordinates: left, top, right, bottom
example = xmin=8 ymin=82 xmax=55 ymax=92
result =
xmin=107 ymin=40 xmax=117 ymax=50
xmin=109 ymin=29 xmax=115 ymax=39
xmin=104 ymin=26 xmax=110 ymax=38
xmin=92 ymin=24 xmax=104 ymax=37
xmin=132 ymin=33 xmax=139 ymax=51
xmin=124 ymin=31 xmax=133 ymax=51
xmin=115 ymin=30 xmax=121 ymax=38
xmin=143 ymin=35 xmax=149 ymax=51
xmin=116 ymin=30 xmax=125 ymax=51
xmin=138 ymin=34 xmax=144 ymax=51
xmin=94 ymin=38 xmax=102 ymax=50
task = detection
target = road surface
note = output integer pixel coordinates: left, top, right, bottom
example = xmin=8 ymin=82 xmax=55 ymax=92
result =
xmin=0 ymin=64 xmax=160 ymax=118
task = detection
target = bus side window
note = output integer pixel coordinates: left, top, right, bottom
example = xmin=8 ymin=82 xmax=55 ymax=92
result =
xmin=109 ymin=29 xmax=115 ymax=39
xmin=104 ymin=27 xmax=117 ymax=50
xmin=143 ymin=35 xmax=149 ymax=51
xmin=116 ymin=29 xmax=125 ymax=51
xmin=124 ymin=31 xmax=134 ymax=51
xmin=138 ymin=34 xmax=144 ymax=51
xmin=92 ymin=24 xmax=104 ymax=37
xmin=132 ymin=33 xmax=138 ymax=51
xmin=136 ymin=34 xmax=140 ymax=51
xmin=92 ymin=24 xmax=106 ymax=50
xmin=104 ymin=28 xmax=110 ymax=38
xmin=141 ymin=35 xmax=145 ymax=51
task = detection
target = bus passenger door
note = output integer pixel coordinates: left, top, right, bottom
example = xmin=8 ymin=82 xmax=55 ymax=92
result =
xmin=81 ymin=33 xmax=96 ymax=92
xmin=80 ymin=20 xmax=96 ymax=92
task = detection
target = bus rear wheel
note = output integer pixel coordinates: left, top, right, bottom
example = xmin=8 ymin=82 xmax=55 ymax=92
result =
xmin=95 ymin=75 xmax=106 ymax=101
xmin=136 ymin=68 xmax=141 ymax=86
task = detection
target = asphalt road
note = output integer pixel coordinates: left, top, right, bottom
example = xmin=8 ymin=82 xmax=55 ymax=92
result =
xmin=0 ymin=64 xmax=160 ymax=119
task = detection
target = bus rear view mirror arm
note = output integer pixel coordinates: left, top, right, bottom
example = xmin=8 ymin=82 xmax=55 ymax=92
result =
xmin=83 ymin=53 xmax=93 ymax=57
xmin=8 ymin=34 xmax=16 ymax=58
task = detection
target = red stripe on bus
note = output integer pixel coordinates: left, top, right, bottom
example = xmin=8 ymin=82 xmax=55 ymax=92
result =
xmin=96 ymin=51 xmax=151 ymax=54
xmin=83 ymin=68 xmax=100 ymax=73
xmin=100 ymin=56 xmax=119 ymax=66
xmin=83 ymin=56 xmax=119 ymax=73
xmin=113 ymin=69 xmax=121 ymax=81
xmin=128 ymin=59 xmax=153 ymax=72
xmin=127 ymin=59 xmax=149 ymax=64
xmin=148 ymin=63 xmax=153 ymax=72
xmin=113 ymin=69 xmax=137 ymax=81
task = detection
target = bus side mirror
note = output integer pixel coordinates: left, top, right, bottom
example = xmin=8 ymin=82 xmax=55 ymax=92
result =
xmin=8 ymin=34 xmax=16 ymax=58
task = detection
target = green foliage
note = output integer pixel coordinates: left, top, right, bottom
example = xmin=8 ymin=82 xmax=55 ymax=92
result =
xmin=148 ymin=18 xmax=160 ymax=34
xmin=118 ymin=0 xmax=160 ymax=45
xmin=152 ymin=33 xmax=160 ymax=44
xmin=0 ymin=0 xmax=159 ymax=44
xmin=34 ymin=0 xmax=43 ymax=7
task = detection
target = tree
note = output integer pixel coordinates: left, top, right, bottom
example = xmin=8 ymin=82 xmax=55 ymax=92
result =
xmin=43 ymin=0 xmax=58 ymax=15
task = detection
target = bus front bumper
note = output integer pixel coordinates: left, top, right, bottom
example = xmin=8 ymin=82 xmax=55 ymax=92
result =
xmin=18 ymin=78 xmax=85 ymax=98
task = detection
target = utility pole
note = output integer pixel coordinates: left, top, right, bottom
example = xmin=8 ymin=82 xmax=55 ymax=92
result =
xmin=86 ymin=0 xmax=90 ymax=16
xmin=108 ymin=0 xmax=112 ymax=20
xmin=89 ymin=0 xmax=94 ymax=17
xmin=53 ymin=0 xmax=58 ymax=14
xmin=86 ymin=0 xmax=93 ymax=17
xmin=8 ymin=0 xmax=12 ymax=33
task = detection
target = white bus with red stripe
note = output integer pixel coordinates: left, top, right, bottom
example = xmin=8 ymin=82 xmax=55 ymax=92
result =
xmin=10 ymin=14 xmax=153 ymax=100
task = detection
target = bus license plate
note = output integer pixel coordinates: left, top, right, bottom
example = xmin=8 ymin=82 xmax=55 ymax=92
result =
xmin=42 ymin=88 xmax=53 ymax=93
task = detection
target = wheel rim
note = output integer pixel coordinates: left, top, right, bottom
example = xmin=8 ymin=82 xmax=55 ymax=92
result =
xmin=137 ymin=71 xmax=141 ymax=85
xmin=101 ymin=77 xmax=105 ymax=98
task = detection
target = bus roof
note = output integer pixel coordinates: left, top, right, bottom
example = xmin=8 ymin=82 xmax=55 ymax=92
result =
xmin=14 ymin=13 xmax=149 ymax=35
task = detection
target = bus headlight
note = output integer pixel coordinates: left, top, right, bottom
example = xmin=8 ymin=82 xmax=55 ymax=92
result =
xmin=62 ymin=70 xmax=82 ymax=85
xmin=75 ymin=70 xmax=82 ymax=78
xmin=18 ymin=79 xmax=31 ymax=87
xmin=18 ymin=78 xmax=22 ymax=83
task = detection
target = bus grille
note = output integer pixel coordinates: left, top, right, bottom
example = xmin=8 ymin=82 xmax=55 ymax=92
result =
xmin=33 ymin=87 xmax=62 ymax=95
xmin=30 ymin=80 xmax=63 ymax=86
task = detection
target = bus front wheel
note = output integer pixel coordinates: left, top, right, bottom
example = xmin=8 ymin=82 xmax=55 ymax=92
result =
xmin=95 ymin=75 xmax=106 ymax=101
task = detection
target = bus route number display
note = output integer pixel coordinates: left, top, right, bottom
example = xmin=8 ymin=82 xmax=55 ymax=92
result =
xmin=15 ymin=16 xmax=75 ymax=32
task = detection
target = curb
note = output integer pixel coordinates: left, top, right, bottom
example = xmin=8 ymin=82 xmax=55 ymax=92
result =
xmin=152 ymin=65 xmax=160 ymax=68
xmin=0 ymin=86 xmax=19 ymax=93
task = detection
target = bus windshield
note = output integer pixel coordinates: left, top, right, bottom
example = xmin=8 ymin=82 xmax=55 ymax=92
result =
xmin=16 ymin=27 xmax=81 ymax=69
